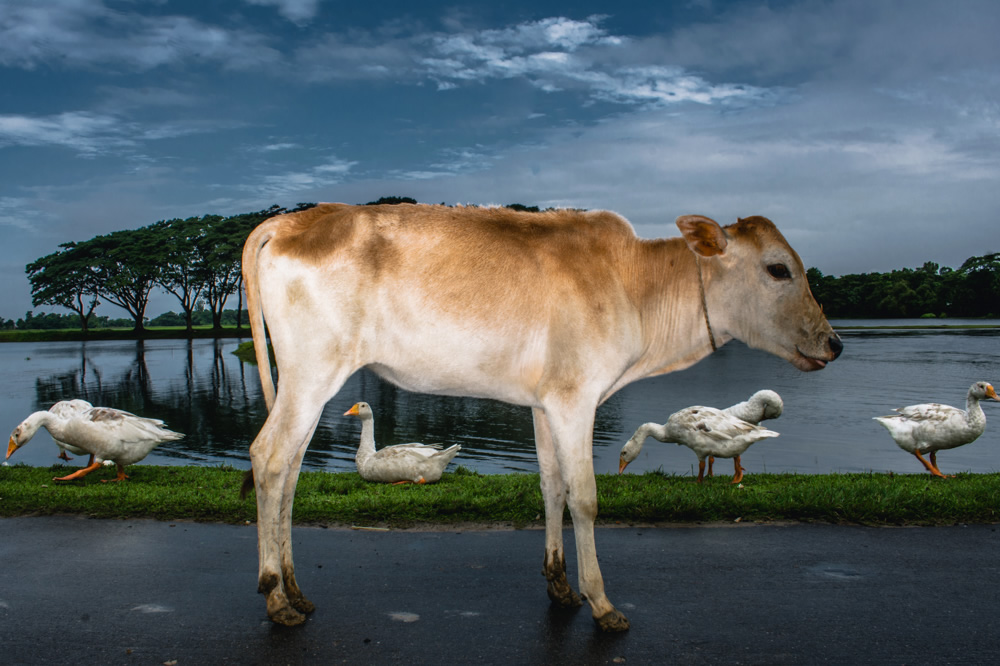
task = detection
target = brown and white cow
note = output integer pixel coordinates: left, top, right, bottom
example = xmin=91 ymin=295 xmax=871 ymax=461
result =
xmin=242 ymin=203 xmax=841 ymax=630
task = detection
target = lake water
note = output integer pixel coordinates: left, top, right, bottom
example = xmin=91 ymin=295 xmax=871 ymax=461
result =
xmin=3 ymin=320 xmax=999 ymax=477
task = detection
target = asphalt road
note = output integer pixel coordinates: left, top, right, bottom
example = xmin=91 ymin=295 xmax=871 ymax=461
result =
xmin=2 ymin=516 xmax=998 ymax=665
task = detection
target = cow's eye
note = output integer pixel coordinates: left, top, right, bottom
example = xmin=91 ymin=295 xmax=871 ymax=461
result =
xmin=767 ymin=263 xmax=791 ymax=280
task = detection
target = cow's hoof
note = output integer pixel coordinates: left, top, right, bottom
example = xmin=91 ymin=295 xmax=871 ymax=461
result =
xmin=546 ymin=580 xmax=583 ymax=608
xmin=291 ymin=595 xmax=316 ymax=614
xmin=594 ymin=608 xmax=630 ymax=632
xmin=269 ymin=605 xmax=307 ymax=626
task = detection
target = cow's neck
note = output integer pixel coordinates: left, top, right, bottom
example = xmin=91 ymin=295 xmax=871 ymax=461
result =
xmin=622 ymin=238 xmax=721 ymax=384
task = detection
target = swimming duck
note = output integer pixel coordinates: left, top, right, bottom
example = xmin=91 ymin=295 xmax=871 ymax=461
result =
xmin=344 ymin=402 xmax=461 ymax=484
xmin=619 ymin=406 xmax=779 ymax=483
xmin=8 ymin=405 xmax=184 ymax=482
xmin=873 ymin=381 xmax=998 ymax=478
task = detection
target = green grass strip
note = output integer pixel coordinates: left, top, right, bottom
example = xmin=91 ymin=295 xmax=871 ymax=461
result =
xmin=2 ymin=464 xmax=999 ymax=527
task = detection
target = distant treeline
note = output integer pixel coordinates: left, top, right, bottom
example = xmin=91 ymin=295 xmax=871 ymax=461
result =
xmin=17 ymin=197 xmax=999 ymax=333
xmin=808 ymin=256 xmax=999 ymax=319
xmin=0 ymin=308 xmax=250 ymax=331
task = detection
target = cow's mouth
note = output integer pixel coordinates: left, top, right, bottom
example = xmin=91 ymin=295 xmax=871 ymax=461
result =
xmin=792 ymin=348 xmax=829 ymax=372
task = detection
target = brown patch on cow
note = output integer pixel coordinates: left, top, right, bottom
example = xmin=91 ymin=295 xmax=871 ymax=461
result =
xmin=258 ymin=571 xmax=280 ymax=595
xmin=542 ymin=549 xmax=583 ymax=608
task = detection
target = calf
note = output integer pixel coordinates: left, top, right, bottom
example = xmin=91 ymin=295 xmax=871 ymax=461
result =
xmin=242 ymin=203 xmax=842 ymax=630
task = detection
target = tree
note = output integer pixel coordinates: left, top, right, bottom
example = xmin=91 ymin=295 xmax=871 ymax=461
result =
xmin=87 ymin=227 xmax=165 ymax=332
xmin=364 ymin=196 xmax=417 ymax=205
xmin=25 ymin=242 xmax=101 ymax=334
xmin=152 ymin=216 xmax=214 ymax=332
xmin=195 ymin=208 xmax=284 ymax=330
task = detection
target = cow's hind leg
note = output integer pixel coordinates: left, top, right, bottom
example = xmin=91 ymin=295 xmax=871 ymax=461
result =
xmin=533 ymin=408 xmax=582 ymax=609
xmin=252 ymin=378 xmax=343 ymax=626
xmin=544 ymin=404 xmax=630 ymax=632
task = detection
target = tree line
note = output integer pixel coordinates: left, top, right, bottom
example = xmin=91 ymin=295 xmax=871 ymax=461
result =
xmin=19 ymin=198 xmax=999 ymax=333
xmin=24 ymin=203 xmax=315 ymax=334
xmin=808 ymin=256 xmax=1000 ymax=318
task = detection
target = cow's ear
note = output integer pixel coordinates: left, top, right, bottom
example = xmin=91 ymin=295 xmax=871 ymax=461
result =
xmin=676 ymin=215 xmax=728 ymax=257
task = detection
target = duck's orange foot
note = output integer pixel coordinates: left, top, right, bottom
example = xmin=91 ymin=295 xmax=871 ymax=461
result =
xmin=58 ymin=452 xmax=73 ymax=461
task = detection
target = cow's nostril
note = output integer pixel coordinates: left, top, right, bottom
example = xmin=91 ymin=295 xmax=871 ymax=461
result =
xmin=828 ymin=335 xmax=843 ymax=360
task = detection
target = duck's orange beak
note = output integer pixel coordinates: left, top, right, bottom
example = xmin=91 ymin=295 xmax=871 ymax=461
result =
xmin=344 ymin=404 xmax=360 ymax=416
xmin=987 ymin=384 xmax=999 ymax=401
xmin=7 ymin=436 xmax=18 ymax=460
xmin=618 ymin=456 xmax=629 ymax=474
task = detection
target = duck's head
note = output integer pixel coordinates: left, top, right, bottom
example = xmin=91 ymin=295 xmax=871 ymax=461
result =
xmin=752 ymin=390 xmax=784 ymax=421
xmin=971 ymin=382 xmax=999 ymax=402
xmin=343 ymin=402 xmax=374 ymax=419
xmin=618 ymin=436 xmax=643 ymax=474
xmin=7 ymin=412 xmax=48 ymax=460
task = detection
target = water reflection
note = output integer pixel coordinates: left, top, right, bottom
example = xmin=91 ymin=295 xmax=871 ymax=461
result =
xmin=3 ymin=323 xmax=999 ymax=476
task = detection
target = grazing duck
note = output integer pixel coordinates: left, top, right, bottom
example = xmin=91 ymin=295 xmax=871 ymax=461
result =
xmin=621 ymin=391 xmax=784 ymax=480
xmin=619 ymin=406 xmax=779 ymax=483
xmin=707 ymin=390 xmax=783 ymax=477
xmin=873 ymin=381 xmax=998 ymax=478
xmin=344 ymin=402 xmax=461 ymax=484
xmin=8 ymin=405 xmax=184 ymax=482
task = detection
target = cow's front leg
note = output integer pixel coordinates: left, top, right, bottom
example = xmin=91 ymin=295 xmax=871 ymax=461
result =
xmin=533 ymin=408 xmax=582 ymax=609
xmin=545 ymin=404 xmax=629 ymax=632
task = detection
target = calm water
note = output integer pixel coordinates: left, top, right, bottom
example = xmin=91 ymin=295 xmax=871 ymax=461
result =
xmin=3 ymin=321 xmax=999 ymax=477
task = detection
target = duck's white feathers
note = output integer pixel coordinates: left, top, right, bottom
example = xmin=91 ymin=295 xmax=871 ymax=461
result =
xmin=619 ymin=391 xmax=782 ymax=469
xmin=8 ymin=405 xmax=184 ymax=467
xmin=346 ymin=402 xmax=461 ymax=484
xmin=873 ymin=381 xmax=998 ymax=456
xmin=723 ymin=390 xmax=783 ymax=424
xmin=47 ymin=400 xmax=96 ymax=459
xmin=659 ymin=406 xmax=780 ymax=461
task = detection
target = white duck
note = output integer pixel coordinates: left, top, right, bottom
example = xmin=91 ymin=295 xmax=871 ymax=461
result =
xmin=706 ymin=390 xmax=783 ymax=477
xmin=621 ymin=390 xmax=784 ymax=482
xmin=8 ymin=405 xmax=184 ymax=482
xmin=619 ymin=405 xmax=780 ymax=484
xmin=47 ymin=399 xmax=96 ymax=462
xmin=344 ymin=402 xmax=461 ymax=484
xmin=873 ymin=381 xmax=998 ymax=478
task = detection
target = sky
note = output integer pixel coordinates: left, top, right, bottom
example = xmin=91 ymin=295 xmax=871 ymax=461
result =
xmin=1 ymin=0 xmax=998 ymax=320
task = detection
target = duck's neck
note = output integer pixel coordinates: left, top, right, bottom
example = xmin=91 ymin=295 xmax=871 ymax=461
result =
xmin=725 ymin=399 xmax=757 ymax=423
xmin=636 ymin=422 xmax=673 ymax=444
xmin=355 ymin=416 xmax=377 ymax=462
xmin=966 ymin=393 xmax=987 ymax=429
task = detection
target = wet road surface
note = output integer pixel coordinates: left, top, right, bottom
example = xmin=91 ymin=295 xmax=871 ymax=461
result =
xmin=2 ymin=516 xmax=998 ymax=664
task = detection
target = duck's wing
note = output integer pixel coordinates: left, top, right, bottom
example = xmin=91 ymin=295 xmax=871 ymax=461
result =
xmin=890 ymin=403 xmax=962 ymax=424
xmin=49 ymin=400 xmax=94 ymax=418
xmin=83 ymin=408 xmax=184 ymax=443
xmin=375 ymin=443 xmax=447 ymax=461
xmin=693 ymin=410 xmax=764 ymax=441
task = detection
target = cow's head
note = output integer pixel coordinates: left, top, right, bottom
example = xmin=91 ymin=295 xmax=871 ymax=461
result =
xmin=677 ymin=214 xmax=842 ymax=371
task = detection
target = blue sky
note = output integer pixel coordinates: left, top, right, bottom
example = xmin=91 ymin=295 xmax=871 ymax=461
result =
xmin=2 ymin=0 xmax=998 ymax=319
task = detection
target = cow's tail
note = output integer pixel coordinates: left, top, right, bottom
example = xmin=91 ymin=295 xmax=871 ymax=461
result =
xmin=242 ymin=217 xmax=280 ymax=412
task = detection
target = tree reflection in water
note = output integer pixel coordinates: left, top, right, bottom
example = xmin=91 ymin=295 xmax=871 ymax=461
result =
xmin=30 ymin=339 xmax=567 ymax=473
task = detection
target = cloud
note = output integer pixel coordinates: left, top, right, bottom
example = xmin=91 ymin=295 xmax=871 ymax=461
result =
xmin=243 ymin=0 xmax=321 ymax=25
xmin=0 ymin=0 xmax=279 ymax=72
xmin=0 ymin=196 xmax=46 ymax=232
xmin=254 ymin=157 xmax=358 ymax=198
xmin=0 ymin=111 xmax=132 ymax=155
xmin=294 ymin=15 xmax=775 ymax=108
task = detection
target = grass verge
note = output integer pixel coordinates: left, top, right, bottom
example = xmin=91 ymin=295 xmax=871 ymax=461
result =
xmin=3 ymin=464 xmax=999 ymax=528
